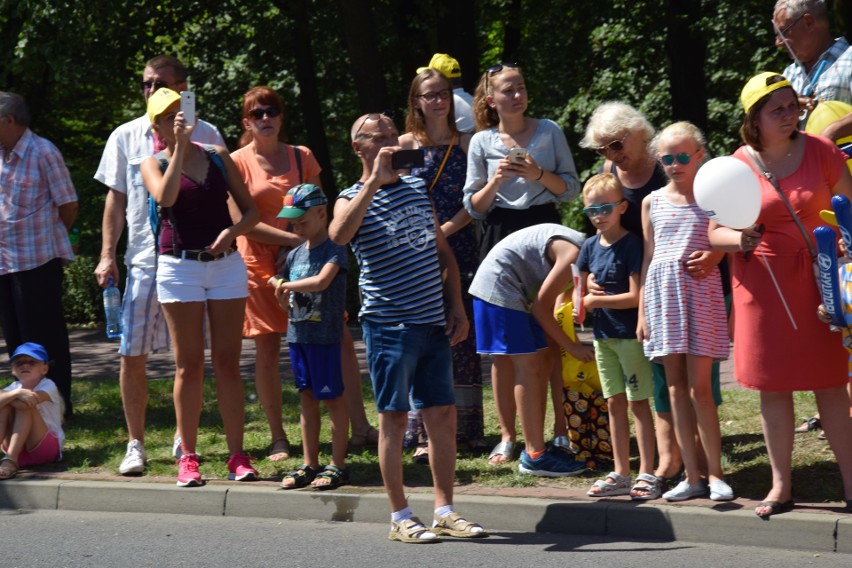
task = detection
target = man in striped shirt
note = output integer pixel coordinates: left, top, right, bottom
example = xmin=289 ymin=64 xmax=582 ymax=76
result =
xmin=0 ymin=91 xmax=77 ymax=418
xmin=330 ymin=114 xmax=486 ymax=543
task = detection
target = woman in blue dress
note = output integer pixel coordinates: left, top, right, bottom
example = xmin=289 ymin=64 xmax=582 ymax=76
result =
xmin=399 ymin=68 xmax=485 ymax=458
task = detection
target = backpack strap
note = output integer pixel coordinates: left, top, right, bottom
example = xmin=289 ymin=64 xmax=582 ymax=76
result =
xmin=293 ymin=146 xmax=303 ymax=183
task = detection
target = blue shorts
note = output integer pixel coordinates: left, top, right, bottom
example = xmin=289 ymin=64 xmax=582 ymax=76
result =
xmin=289 ymin=342 xmax=344 ymax=400
xmin=361 ymin=321 xmax=454 ymax=413
xmin=652 ymin=362 xmax=723 ymax=413
xmin=473 ymin=299 xmax=547 ymax=355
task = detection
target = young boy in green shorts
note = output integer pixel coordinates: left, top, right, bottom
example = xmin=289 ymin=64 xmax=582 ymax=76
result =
xmin=574 ymin=173 xmax=656 ymax=498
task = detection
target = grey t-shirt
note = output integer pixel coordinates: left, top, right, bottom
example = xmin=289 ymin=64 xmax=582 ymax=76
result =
xmin=284 ymin=238 xmax=348 ymax=344
xmin=469 ymin=223 xmax=585 ymax=312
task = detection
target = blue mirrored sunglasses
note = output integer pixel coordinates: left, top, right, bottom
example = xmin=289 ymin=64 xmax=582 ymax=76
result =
xmin=660 ymin=153 xmax=693 ymax=166
xmin=583 ymin=199 xmax=625 ymax=218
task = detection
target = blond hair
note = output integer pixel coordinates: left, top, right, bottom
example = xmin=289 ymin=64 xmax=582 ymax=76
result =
xmin=582 ymin=172 xmax=623 ymax=201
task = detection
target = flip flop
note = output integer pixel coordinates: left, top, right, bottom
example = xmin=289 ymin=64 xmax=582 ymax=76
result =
xmin=350 ymin=426 xmax=379 ymax=448
xmin=487 ymin=441 xmax=515 ymax=465
xmin=0 ymin=457 xmax=18 ymax=480
xmin=794 ymin=416 xmax=821 ymax=433
xmin=268 ymin=437 xmax=290 ymax=462
xmin=755 ymin=500 xmax=794 ymax=520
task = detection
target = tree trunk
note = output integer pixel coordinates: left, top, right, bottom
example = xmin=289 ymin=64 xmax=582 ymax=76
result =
xmin=339 ymin=0 xmax=389 ymax=113
xmin=667 ymin=0 xmax=708 ymax=131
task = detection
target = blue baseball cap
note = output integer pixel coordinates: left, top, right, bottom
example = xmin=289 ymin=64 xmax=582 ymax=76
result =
xmin=277 ymin=184 xmax=328 ymax=219
xmin=11 ymin=342 xmax=49 ymax=363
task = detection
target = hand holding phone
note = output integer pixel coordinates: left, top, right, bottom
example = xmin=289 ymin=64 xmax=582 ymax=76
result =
xmin=391 ymin=148 xmax=425 ymax=170
xmin=180 ymin=91 xmax=196 ymax=126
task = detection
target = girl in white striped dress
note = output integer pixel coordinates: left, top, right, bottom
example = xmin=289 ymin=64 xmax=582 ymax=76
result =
xmin=636 ymin=122 xmax=733 ymax=502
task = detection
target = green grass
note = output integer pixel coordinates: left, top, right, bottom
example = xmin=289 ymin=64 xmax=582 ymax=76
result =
xmin=7 ymin=374 xmax=848 ymax=503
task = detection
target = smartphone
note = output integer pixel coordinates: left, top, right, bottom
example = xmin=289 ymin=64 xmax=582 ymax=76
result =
xmin=391 ymin=148 xmax=425 ymax=170
xmin=180 ymin=91 xmax=196 ymax=126
xmin=509 ymin=147 xmax=528 ymax=164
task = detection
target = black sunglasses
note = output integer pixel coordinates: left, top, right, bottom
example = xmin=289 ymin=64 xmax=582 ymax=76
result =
xmin=248 ymin=107 xmax=282 ymax=120
xmin=487 ymin=62 xmax=520 ymax=76
xmin=141 ymin=80 xmax=171 ymax=92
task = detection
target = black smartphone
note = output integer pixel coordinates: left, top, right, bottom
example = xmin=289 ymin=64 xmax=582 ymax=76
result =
xmin=391 ymin=148 xmax=425 ymax=170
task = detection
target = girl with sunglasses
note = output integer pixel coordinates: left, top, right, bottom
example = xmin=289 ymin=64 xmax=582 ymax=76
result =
xmin=399 ymin=69 xmax=486 ymax=460
xmin=464 ymin=64 xmax=583 ymax=466
xmin=637 ymin=122 xmax=732 ymax=503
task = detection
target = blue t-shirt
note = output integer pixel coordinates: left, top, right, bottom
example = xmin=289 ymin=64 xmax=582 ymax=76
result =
xmin=284 ymin=238 xmax=348 ymax=344
xmin=576 ymin=231 xmax=643 ymax=339
xmin=338 ymin=176 xmax=445 ymax=325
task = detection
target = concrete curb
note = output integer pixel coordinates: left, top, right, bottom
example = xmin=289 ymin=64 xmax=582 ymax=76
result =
xmin=1 ymin=478 xmax=849 ymax=553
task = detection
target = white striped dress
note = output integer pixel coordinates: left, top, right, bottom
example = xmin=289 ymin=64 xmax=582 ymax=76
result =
xmin=642 ymin=191 xmax=729 ymax=361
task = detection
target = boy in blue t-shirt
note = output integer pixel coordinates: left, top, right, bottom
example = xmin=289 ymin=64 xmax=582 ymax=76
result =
xmin=574 ymin=173 xmax=656 ymax=499
xmin=273 ymin=184 xmax=350 ymax=490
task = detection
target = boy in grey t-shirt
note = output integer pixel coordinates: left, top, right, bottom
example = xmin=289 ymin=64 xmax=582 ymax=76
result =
xmin=273 ymin=184 xmax=349 ymax=490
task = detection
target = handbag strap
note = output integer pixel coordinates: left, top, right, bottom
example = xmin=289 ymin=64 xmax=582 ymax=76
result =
xmin=745 ymin=147 xmax=816 ymax=259
xmin=427 ymin=133 xmax=456 ymax=192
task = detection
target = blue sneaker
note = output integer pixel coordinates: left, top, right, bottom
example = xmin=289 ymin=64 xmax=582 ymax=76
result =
xmin=518 ymin=448 xmax=587 ymax=477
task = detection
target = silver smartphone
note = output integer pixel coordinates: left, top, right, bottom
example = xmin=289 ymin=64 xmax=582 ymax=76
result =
xmin=180 ymin=91 xmax=196 ymax=126
xmin=509 ymin=147 xmax=528 ymax=164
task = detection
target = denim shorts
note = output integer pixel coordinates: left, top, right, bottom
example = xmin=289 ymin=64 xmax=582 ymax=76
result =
xmin=156 ymin=252 xmax=248 ymax=303
xmin=289 ymin=342 xmax=344 ymax=400
xmin=361 ymin=321 xmax=454 ymax=413
xmin=473 ymin=299 xmax=547 ymax=355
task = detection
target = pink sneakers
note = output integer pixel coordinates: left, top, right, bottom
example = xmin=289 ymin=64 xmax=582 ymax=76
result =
xmin=227 ymin=452 xmax=258 ymax=481
xmin=176 ymin=453 xmax=202 ymax=487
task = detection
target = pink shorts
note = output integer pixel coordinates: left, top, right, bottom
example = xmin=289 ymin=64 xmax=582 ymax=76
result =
xmin=2 ymin=430 xmax=60 ymax=467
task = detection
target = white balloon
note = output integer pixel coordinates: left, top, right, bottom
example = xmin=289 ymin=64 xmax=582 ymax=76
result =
xmin=694 ymin=156 xmax=762 ymax=229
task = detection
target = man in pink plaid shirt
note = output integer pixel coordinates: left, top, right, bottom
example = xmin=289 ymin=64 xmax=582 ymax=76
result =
xmin=0 ymin=91 xmax=77 ymax=418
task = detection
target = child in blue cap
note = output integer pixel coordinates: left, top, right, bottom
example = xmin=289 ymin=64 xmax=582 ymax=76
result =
xmin=1 ymin=342 xmax=65 ymax=479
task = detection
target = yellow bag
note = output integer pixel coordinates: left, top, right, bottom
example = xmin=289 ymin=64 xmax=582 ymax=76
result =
xmin=553 ymin=301 xmax=602 ymax=395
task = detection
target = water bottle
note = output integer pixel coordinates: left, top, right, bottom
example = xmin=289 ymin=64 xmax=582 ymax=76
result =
xmin=103 ymin=276 xmax=122 ymax=340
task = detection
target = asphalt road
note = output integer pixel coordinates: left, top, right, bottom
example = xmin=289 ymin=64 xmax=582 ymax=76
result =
xmin=1 ymin=509 xmax=847 ymax=568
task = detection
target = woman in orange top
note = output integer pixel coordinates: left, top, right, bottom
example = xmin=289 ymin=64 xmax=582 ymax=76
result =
xmin=231 ymin=87 xmax=321 ymax=460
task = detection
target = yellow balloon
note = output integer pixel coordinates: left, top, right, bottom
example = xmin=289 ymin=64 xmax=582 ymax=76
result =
xmin=805 ymin=100 xmax=852 ymax=174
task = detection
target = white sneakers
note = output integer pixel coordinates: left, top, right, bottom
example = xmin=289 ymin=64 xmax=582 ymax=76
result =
xmin=119 ymin=439 xmax=147 ymax=475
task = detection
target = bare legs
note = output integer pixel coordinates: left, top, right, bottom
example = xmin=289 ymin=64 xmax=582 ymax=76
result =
xmin=120 ymin=354 xmax=149 ymax=443
xmin=253 ymin=332 xmax=289 ymax=459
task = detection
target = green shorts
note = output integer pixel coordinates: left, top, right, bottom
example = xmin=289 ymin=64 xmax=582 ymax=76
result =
xmin=652 ymin=362 xmax=723 ymax=413
xmin=593 ymin=338 xmax=653 ymax=401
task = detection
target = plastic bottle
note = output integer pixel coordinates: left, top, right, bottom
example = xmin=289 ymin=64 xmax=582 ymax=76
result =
xmin=103 ymin=276 xmax=122 ymax=340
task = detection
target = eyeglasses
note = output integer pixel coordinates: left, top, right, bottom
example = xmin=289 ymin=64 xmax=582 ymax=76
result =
xmin=248 ymin=107 xmax=282 ymax=120
xmin=583 ymin=199 xmax=625 ymax=218
xmin=660 ymin=151 xmax=698 ymax=166
xmin=487 ymin=63 xmax=519 ymax=76
xmin=140 ymin=80 xmax=182 ymax=92
xmin=595 ymin=135 xmax=628 ymax=156
xmin=353 ymin=112 xmax=392 ymax=140
xmin=774 ymin=13 xmax=804 ymax=37
xmin=417 ymin=89 xmax=451 ymax=103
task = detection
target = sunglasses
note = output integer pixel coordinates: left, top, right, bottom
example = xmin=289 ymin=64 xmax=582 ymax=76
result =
xmin=353 ymin=112 xmax=392 ymax=139
xmin=248 ymin=107 xmax=282 ymax=120
xmin=487 ymin=62 xmax=519 ymax=76
xmin=660 ymin=152 xmax=697 ymax=166
xmin=141 ymin=80 xmax=171 ymax=92
xmin=595 ymin=135 xmax=628 ymax=156
xmin=417 ymin=89 xmax=451 ymax=103
xmin=583 ymin=199 xmax=625 ymax=218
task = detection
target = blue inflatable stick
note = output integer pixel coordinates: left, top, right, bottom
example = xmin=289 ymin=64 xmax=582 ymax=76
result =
xmin=831 ymin=194 xmax=852 ymax=250
xmin=814 ymin=225 xmax=846 ymax=327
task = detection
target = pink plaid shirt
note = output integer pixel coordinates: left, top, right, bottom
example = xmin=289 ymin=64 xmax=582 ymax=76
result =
xmin=0 ymin=128 xmax=77 ymax=275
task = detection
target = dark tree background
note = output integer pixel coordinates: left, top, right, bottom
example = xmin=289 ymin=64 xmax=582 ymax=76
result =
xmin=2 ymin=0 xmax=840 ymax=322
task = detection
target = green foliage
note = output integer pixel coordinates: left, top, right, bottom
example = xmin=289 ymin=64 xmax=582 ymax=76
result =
xmin=63 ymin=255 xmax=103 ymax=326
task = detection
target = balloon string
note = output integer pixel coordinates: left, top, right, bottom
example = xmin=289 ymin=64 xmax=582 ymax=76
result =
xmin=759 ymin=254 xmax=797 ymax=330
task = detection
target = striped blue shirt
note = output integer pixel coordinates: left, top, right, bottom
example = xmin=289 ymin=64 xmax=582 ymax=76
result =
xmin=784 ymin=37 xmax=852 ymax=103
xmin=339 ymin=175 xmax=446 ymax=325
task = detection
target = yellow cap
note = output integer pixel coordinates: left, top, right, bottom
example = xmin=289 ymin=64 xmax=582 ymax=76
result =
xmin=416 ymin=53 xmax=461 ymax=78
xmin=741 ymin=72 xmax=792 ymax=114
xmin=147 ymin=87 xmax=181 ymax=124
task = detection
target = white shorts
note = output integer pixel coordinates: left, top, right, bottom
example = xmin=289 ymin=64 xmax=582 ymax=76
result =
xmin=156 ymin=252 xmax=248 ymax=303
xmin=120 ymin=264 xmax=170 ymax=357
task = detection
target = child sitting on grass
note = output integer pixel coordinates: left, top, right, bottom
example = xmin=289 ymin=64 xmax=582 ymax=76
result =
xmin=274 ymin=184 xmax=350 ymax=490
xmin=574 ymin=173 xmax=656 ymax=498
xmin=1 ymin=342 xmax=65 ymax=479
